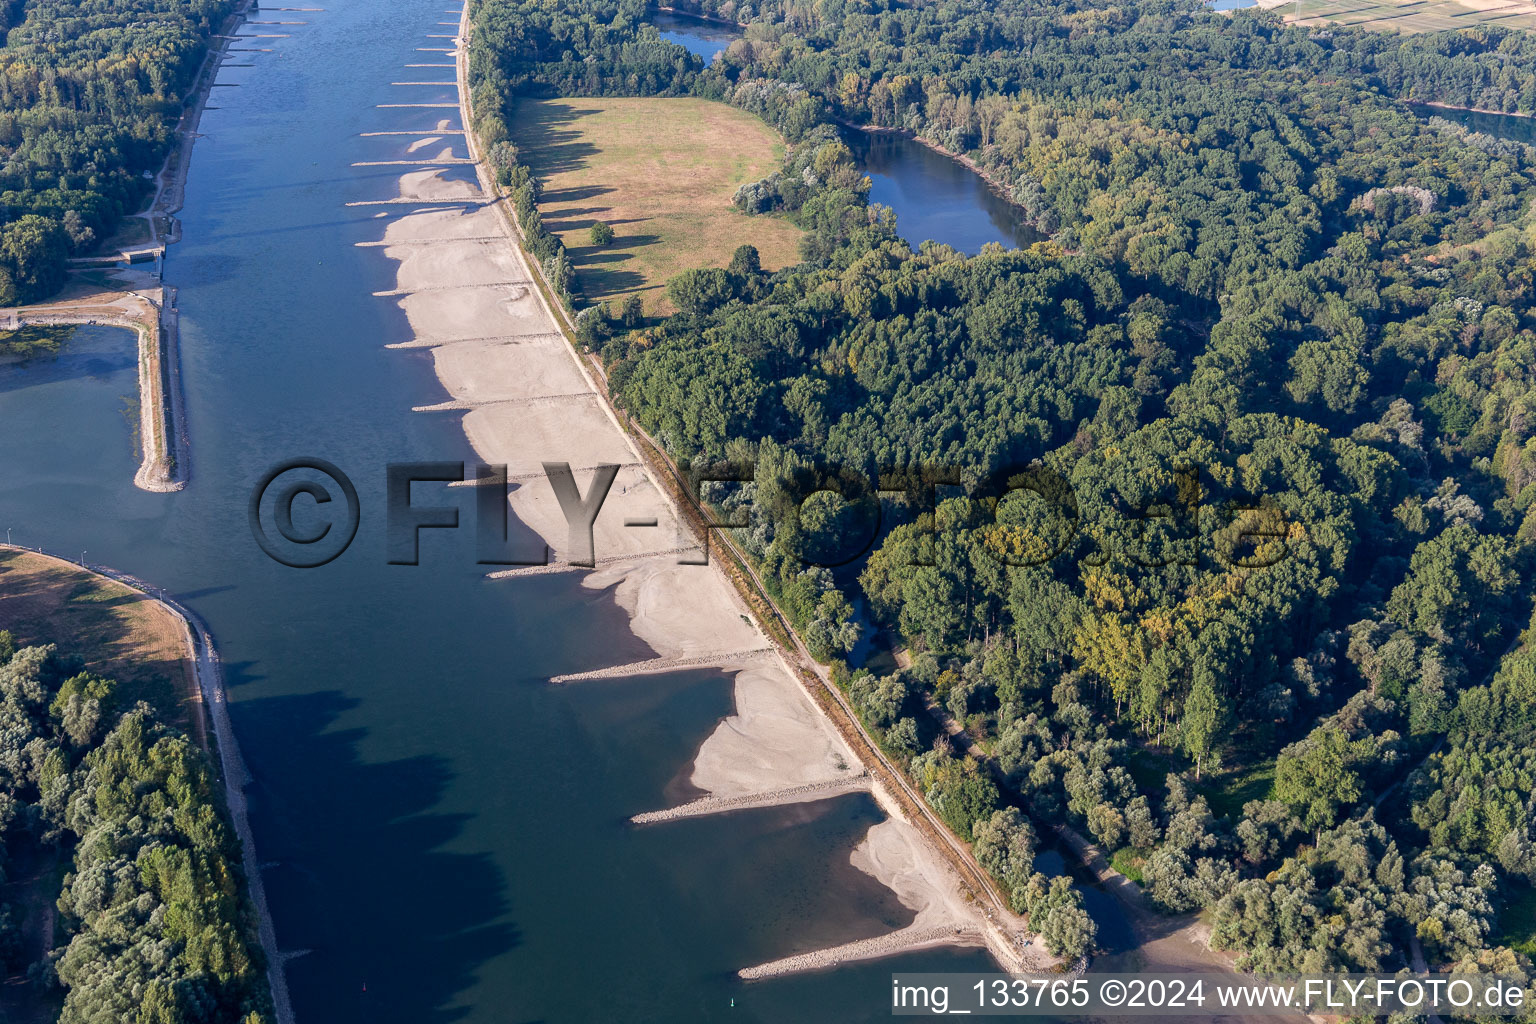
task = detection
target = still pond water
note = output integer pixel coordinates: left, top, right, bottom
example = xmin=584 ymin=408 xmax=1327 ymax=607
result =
xmin=652 ymin=9 xmax=740 ymax=62
xmin=652 ymin=11 xmax=1046 ymax=254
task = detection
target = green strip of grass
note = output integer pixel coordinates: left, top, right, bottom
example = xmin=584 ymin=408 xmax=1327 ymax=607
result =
xmin=1110 ymin=847 xmax=1148 ymax=884
xmin=0 ymin=326 xmax=72 ymax=361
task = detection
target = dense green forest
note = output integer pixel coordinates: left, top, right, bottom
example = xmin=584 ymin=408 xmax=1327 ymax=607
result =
xmin=0 ymin=0 xmax=235 ymax=303
xmin=468 ymin=0 xmax=1536 ymax=970
xmin=0 ymin=634 xmax=272 ymax=1023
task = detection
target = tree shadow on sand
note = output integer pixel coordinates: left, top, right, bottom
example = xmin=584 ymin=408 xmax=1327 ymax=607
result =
xmin=229 ymin=675 xmax=518 ymax=1024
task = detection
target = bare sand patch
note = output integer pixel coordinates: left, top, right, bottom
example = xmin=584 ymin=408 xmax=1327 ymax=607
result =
xmin=687 ymin=661 xmax=858 ymax=797
xmin=395 ymin=281 xmax=543 ymax=342
xmin=382 ymin=203 xmax=496 ymax=242
xmin=430 ymin=337 xmax=591 ymax=402
xmin=397 ymin=167 xmax=479 ymax=203
xmin=388 ymin=237 xmax=523 ymax=290
xmin=853 ymin=818 xmax=979 ymax=934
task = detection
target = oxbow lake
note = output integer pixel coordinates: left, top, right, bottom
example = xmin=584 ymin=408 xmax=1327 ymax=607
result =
xmin=650 ymin=9 xmax=741 ymax=62
xmin=839 ymin=128 xmax=1046 ymax=254
xmin=653 ymin=10 xmax=1044 ymax=254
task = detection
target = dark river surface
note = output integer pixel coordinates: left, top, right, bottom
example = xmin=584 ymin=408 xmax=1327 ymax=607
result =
xmin=0 ymin=1 xmax=1060 ymax=1021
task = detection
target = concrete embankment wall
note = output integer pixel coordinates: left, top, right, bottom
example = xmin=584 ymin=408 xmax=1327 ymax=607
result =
xmin=9 ymin=302 xmax=187 ymax=493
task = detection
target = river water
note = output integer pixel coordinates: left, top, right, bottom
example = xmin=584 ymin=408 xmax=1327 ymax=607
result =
xmin=0 ymin=1 xmax=1021 ymax=1021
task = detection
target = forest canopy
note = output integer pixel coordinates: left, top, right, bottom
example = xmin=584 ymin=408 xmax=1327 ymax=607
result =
xmin=0 ymin=0 xmax=235 ymax=302
xmin=468 ymin=0 xmax=1536 ymax=971
xmin=0 ymin=637 xmax=272 ymax=1023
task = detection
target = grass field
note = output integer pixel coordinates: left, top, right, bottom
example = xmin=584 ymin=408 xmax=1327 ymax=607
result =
xmin=1257 ymin=0 xmax=1536 ymax=33
xmin=510 ymin=96 xmax=802 ymax=313
xmin=0 ymin=548 xmax=202 ymax=744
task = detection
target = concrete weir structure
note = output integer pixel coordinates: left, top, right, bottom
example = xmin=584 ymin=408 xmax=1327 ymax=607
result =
xmin=3 ymin=278 xmax=187 ymax=493
xmin=344 ymin=3 xmax=1058 ymax=982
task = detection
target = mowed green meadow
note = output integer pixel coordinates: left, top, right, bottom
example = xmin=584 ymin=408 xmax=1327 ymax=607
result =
xmin=509 ymin=96 xmax=802 ymax=313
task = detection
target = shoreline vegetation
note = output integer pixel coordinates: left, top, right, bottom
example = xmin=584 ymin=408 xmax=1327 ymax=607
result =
xmin=0 ymin=0 xmax=245 ymax=300
xmin=0 ymin=546 xmax=286 ymax=1024
xmin=459 ymin=0 xmax=1115 ymax=971
xmin=653 ymin=5 xmax=741 ymax=28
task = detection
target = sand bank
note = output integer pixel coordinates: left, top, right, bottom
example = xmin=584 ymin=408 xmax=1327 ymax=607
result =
xmin=359 ymin=10 xmax=1027 ymax=976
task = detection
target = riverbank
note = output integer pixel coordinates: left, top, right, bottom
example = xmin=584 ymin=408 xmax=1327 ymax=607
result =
xmin=356 ymin=6 xmax=1051 ymax=979
xmin=0 ymin=547 xmax=204 ymax=748
xmin=144 ymin=0 xmax=259 ymax=247
xmin=1408 ymin=98 xmax=1534 ymax=119
xmin=0 ymin=545 xmax=292 ymax=1024
xmin=653 ymin=5 xmax=743 ymax=27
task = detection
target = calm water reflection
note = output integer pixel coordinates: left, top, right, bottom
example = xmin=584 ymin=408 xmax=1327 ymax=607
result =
xmin=841 ymin=128 xmax=1044 ymax=254
xmin=651 ymin=9 xmax=740 ymax=63
xmin=1423 ymin=105 xmax=1536 ymax=145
